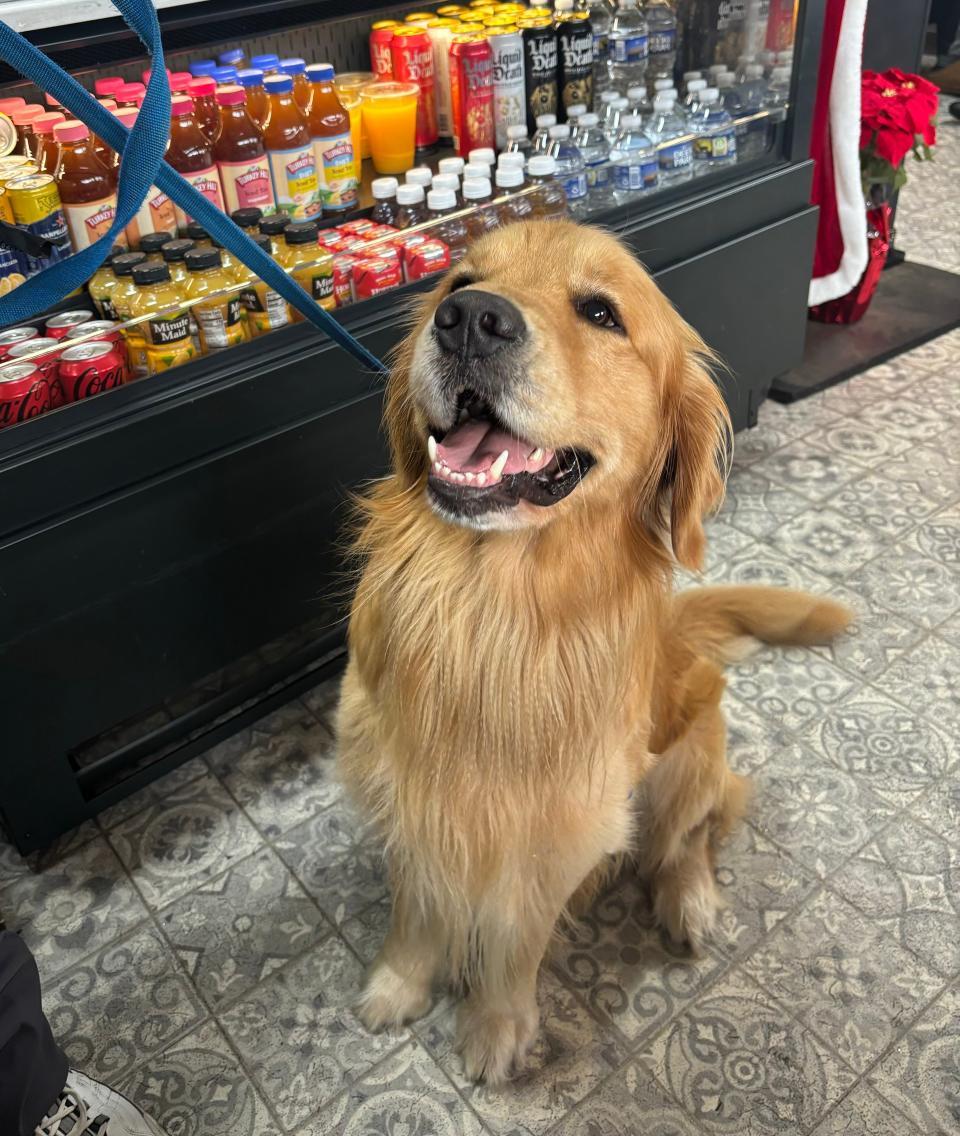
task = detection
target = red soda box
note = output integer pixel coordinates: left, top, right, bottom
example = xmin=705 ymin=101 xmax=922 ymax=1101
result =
xmin=332 ymin=254 xmax=356 ymax=307
xmin=353 ymin=253 xmax=402 ymax=300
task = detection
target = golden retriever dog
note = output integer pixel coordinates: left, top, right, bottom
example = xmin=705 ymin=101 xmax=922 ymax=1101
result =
xmin=336 ymin=220 xmax=850 ymax=1084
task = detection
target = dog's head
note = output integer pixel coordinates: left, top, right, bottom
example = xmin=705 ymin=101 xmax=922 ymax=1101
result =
xmin=388 ymin=220 xmax=730 ymax=570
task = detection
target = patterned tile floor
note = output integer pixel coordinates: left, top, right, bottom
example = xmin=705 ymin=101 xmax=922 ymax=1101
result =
xmin=2 ymin=108 xmax=959 ymax=1136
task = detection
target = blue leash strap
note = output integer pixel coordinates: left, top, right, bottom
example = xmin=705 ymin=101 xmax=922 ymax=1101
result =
xmin=0 ymin=0 xmax=387 ymax=375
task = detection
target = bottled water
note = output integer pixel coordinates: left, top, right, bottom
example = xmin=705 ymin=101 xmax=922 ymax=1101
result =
xmin=648 ymin=93 xmax=693 ymax=183
xmin=765 ymin=66 xmax=790 ymax=123
xmin=548 ymin=123 xmax=589 ymax=216
xmin=706 ymin=63 xmax=727 ymax=83
xmin=610 ymin=112 xmax=658 ymax=202
xmin=575 ymin=111 xmax=613 ymax=208
xmin=644 ymin=0 xmax=677 ymax=84
xmin=734 ymin=55 xmax=755 ymax=82
xmin=682 ymin=70 xmax=702 ymax=90
xmin=532 ymin=113 xmax=557 ymax=154
xmin=626 ymin=84 xmax=652 ymax=120
xmin=682 ymin=78 xmax=707 ymax=114
xmin=739 ymin=63 xmax=768 ymax=110
xmin=603 ymin=95 xmax=630 ymax=143
xmin=600 ymin=90 xmax=623 ymax=138
xmin=507 ymin=123 xmax=533 ymax=162
xmin=607 ymin=0 xmax=648 ymax=91
xmin=734 ymin=63 xmax=769 ymax=159
xmin=589 ymin=0 xmax=612 ymax=104
xmin=690 ymin=87 xmax=736 ymax=176
xmin=566 ymin=103 xmax=588 ymax=140
xmin=653 ymin=77 xmax=674 ymax=95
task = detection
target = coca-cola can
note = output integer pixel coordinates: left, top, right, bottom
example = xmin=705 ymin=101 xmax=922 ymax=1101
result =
xmin=45 ymin=309 xmax=94 ymax=340
xmin=64 ymin=319 xmax=123 ymax=345
xmin=369 ymin=21 xmax=399 ymax=80
xmin=450 ymin=34 xmax=495 ymax=156
xmin=0 ymin=360 xmax=51 ymax=429
xmin=7 ymin=337 xmax=65 ymax=407
xmin=391 ymin=27 xmax=438 ymax=151
xmin=0 ymin=325 xmax=39 ymax=361
xmin=58 ymin=340 xmax=129 ymax=403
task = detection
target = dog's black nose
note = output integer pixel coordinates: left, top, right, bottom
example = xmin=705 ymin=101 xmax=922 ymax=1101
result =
xmin=433 ymin=290 xmax=526 ymax=357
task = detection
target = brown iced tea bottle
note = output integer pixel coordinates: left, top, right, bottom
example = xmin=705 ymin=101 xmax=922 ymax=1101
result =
xmin=214 ymin=85 xmax=276 ymax=215
xmin=53 ymin=120 xmax=124 ymax=251
xmin=186 ymin=77 xmax=221 ymax=143
xmin=167 ymin=95 xmax=225 ymax=233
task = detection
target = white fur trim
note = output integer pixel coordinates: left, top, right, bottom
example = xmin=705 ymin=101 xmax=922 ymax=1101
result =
xmin=808 ymin=0 xmax=871 ymax=306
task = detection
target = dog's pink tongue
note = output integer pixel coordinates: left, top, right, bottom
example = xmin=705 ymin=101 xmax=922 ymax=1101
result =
xmin=437 ymin=419 xmax=553 ymax=475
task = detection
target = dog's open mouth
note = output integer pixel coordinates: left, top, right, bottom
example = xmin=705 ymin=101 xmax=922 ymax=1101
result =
xmin=426 ymin=391 xmax=595 ymax=516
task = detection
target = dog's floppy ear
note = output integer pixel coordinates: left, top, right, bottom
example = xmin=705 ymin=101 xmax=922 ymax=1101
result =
xmin=653 ymin=341 xmax=731 ymax=572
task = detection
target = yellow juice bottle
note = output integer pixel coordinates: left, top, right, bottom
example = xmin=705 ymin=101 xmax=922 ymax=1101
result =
xmin=239 ymin=232 xmax=291 ymax=336
xmin=129 ymin=262 xmax=197 ymax=374
xmin=87 ymin=243 xmax=127 ymax=319
xmin=183 ymin=247 xmax=249 ymax=352
xmin=277 ymin=220 xmax=334 ymax=321
xmin=109 ymin=250 xmax=148 ymax=373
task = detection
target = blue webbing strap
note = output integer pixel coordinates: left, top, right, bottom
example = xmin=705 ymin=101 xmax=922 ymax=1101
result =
xmin=0 ymin=0 xmax=387 ymax=374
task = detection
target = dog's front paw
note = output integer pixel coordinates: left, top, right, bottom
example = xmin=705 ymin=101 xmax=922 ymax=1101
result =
xmin=456 ymin=1000 xmax=539 ymax=1085
xmin=356 ymin=960 xmax=434 ymax=1032
xmin=652 ymin=869 xmax=720 ymax=953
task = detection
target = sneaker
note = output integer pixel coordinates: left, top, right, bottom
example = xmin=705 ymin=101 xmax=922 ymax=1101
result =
xmin=35 ymin=1069 xmax=166 ymax=1135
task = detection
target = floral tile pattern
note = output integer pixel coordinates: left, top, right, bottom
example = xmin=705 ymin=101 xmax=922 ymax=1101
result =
xmin=1 ymin=126 xmax=958 ymax=1134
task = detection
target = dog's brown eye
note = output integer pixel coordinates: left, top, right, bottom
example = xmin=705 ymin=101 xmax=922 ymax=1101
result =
xmin=578 ymin=296 xmax=621 ymax=331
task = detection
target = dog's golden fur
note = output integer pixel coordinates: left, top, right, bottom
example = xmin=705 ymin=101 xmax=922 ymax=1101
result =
xmin=337 ymin=221 xmax=851 ymax=1083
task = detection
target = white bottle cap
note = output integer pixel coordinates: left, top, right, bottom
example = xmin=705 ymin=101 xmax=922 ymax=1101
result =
xmin=653 ymin=78 xmax=673 ymax=91
xmin=776 ymin=50 xmax=793 ymax=64
xmin=396 ymin=184 xmax=425 ymax=205
xmin=371 ymin=176 xmax=398 ymax=199
xmin=548 ymin=123 xmax=570 ymax=138
xmin=620 ymin=113 xmax=642 ymax=129
xmin=438 ymin=156 xmax=465 ymax=175
xmin=599 ymin=90 xmax=620 ymax=104
xmin=626 ymin=86 xmax=647 ymax=99
xmin=617 ymin=0 xmax=632 ymax=8
xmin=462 ymin=176 xmax=492 ymax=200
xmin=683 ymin=70 xmax=702 ymax=81
xmin=495 ymin=165 xmax=524 ymax=188
xmin=707 ymin=63 xmax=726 ymax=78
xmin=427 ymin=187 xmax=456 ymax=211
xmin=611 ymin=96 xmax=629 ymax=109
xmin=737 ymin=54 xmax=755 ymax=67
xmin=716 ymin=71 xmax=734 ymax=87
xmin=578 ymin=112 xmax=599 ymax=127
xmin=506 ymin=124 xmax=529 ymax=139
xmin=498 ymin=151 xmax=525 ymax=168
xmin=432 ymin=173 xmax=460 ymax=191
xmin=653 ymin=93 xmax=674 ymax=108
xmin=535 ymin=113 xmax=557 ymax=128
xmin=772 ymin=66 xmax=791 ymax=80
xmin=555 ymin=0 xmax=574 ymax=10
xmin=566 ymin=103 xmax=587 ymax=118
xmin=469 ymin=147 xmax=495 ymax=164
xmin=702 ymin=87 xmax=719 ymax=103
xmin=527 ymin=154 xmax=557 ymax=175
xmin=687 ymin=79 xmax=707 ymax=92
xmin=405 ymin=166 xmax=432 ymax=187
xmin=463 ymin=160 xmax=490 ymax=179
xmin=745 ymin=63 xmax=764 ymax=78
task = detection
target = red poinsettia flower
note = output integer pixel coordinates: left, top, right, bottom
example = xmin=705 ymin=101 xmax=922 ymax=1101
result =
xmin=860 ymin=67 xmax=937 ymax=189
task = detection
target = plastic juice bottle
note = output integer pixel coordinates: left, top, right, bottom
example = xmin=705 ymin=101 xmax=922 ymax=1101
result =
xmin=130 ymin=262 xmax=197 ymax=373
xmin=461 ymin=176 xmax=499 ymax=237
xmin=494 ymin=165 xmax=533 ymax=223
xmin=220 ymin=48 xmax=246 ymax=69
xmin=281 ymin=58 xmax=312 ymax=112
xmin=109 ymin=251 xmax=148 ymax=371
xmin=394 ymin=183 xmax=427 ymax=228
xmin=426 ymin=187 xmax=468 ymax=258
xmin=305 ymin=63 xmax=358 ymax=216
xmin=53 ymin=120 xmax=123 ymax=251
xmin=278 ymin=221 xmax=334 ymax=317
xmin=210 ymin=238 xmax=244 ymax=283
xmin=183 ymin=247 xmax=249 ymax=352
xmin=187 ymin=78 xmax=221 ymax=143
xmin=11 ymin=106 xmax=45 ymax=158
xmin=32 ymin=112 xmax=64 ymax=173
xmin=236 ymin=69 xmax=269 ymax=128
xmin=525 ymin=154 xmax=569 ymax=218
xmin=87 ymin=243 xmax=127 ymax=318
xmin=333 ymin=71 xmax=374 ymax=160
xmin=239 ymin=232 xmax=291 ymax=336
xmin=258 ymin=213 xmax=288 ymax=253
xmin=370 ymin=176 xmax=399 ymax=225
xmin=230 ymin=207 xmax=263 ymax=233
xmin=139 ymin=231 xmax=173 ymax=262
xmin=186 ymin=222 xmax=213 ymax=248
xmin=213 ymin=66 xmax=238 ymax=87
xmin=263 ymin=74 xmax=319 ymax=221
xmin=167 ymin=95 xmax=225 ymax=232
xmin=161 ymin=237 xmax=199 ymax=335
xmin=250 ymin=54 xmax=281 ymax=75
xmin=214 ymin=85 xmax=276 ymax=215
xmin=432 ymin=172 xmax=462 ymax=206
xmin=114 ymin=83 xmax=145 ymax=109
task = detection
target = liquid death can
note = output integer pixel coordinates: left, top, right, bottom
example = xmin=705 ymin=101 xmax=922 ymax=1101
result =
xmin=391 ymin=27 xmax=439 ymax=152
xmin=488 ymin=28 xmax=526 ymax=151
xmin=369 ymin=21 xmax=399 ymax=79
xmin=0 ymin=360 xmax=50 ymax=428
xmin=557 ymin=12 xmax=593 ymax=119
xmin=426 ymin=19 xmax=457 ymax=146
xmin=520 ymin=18 xmax=558 ymax=132
xmin=58 ymin=340 xmax=129 ymax=402
xmin=450 ymin=35 xmax=495 ymax=156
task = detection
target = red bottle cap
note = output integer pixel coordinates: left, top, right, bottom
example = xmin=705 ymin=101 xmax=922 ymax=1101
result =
xmin=215 ymin=85 xmax=247 ymax=106
xmin=53 ymin=119 xmax=90 ymax=142
xmin=115 ymin=107 xmax=138 ymax=128
xmin=170 ymin=72 xmax=193 ymax=92
xmin=44 ymin=93 xmax=62 ymax=107
xmin=171 ymin=96 xmax=195 ymax=116
xmin=33 ymin=112 xmax=65 ymax=135
xmin=187 ymin=78 xmax=216 ymax=97
xmin=94 ymin=77 xmax=125 ymax=97
xmin=97 ymin=98 xmax=118 ymax=111
xmin=11 ymin=105 xmax=45 ymax=125
xmin=0 ymin=97 xmax=27 ymax=113
xmin=116 ymin=82 xmax=146 ymax=101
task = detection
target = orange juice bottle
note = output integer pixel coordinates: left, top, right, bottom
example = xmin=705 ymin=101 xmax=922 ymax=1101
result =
xmin=280 ymin=58 xmax=312 ymax=112
xmin=305 ymin=64 xmax=358 ymax=216
xmin=167 ymin=95 xmax=225 ymax=233
xmin=214 ymin=85 xmax=276 ymax=214
xmin=183 ymin=247 xmax=249 ymax=352
xmin=32 ymin=112 xmax=64 ymax=173
xmin=130 ymin=262 xmax=197 ymax=373
xmin=53 ymin=120 xmax=124 ymax=251
xmin=263 ymin=74 xmax=319 ymax=221
xmin=239 ymin=232 xmax=291 ymax=336
xmin=277 ymin=221 xmax=334 ymax=318
xmin=236 ymin=69 xmax=270 ymax=128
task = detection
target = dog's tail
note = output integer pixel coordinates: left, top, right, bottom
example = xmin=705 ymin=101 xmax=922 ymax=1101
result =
xmin=671 ymin=585 xmax=854 ymax=666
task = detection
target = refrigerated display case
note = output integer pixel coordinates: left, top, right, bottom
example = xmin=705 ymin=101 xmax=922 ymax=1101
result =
xmin=0 ymin=0 xmax=825 ymax=850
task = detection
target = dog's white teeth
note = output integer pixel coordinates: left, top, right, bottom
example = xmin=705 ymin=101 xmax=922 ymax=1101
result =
xmin=452 ymin=471 xmax=465 ymax=483
xmin=433 ymin=461 xmax=442 ymax=473
xmin=427 ymin=435 xmax=438 ymax=462
xmin=464 ymin=471 xmax=475 ymax=483
xmin=529 ymin=447 xmax=543 ymax=463
xmin=476 ymin=471 xmax=487 ymax=486
xmin=490 ymin=450 xmax=509 ymax=480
